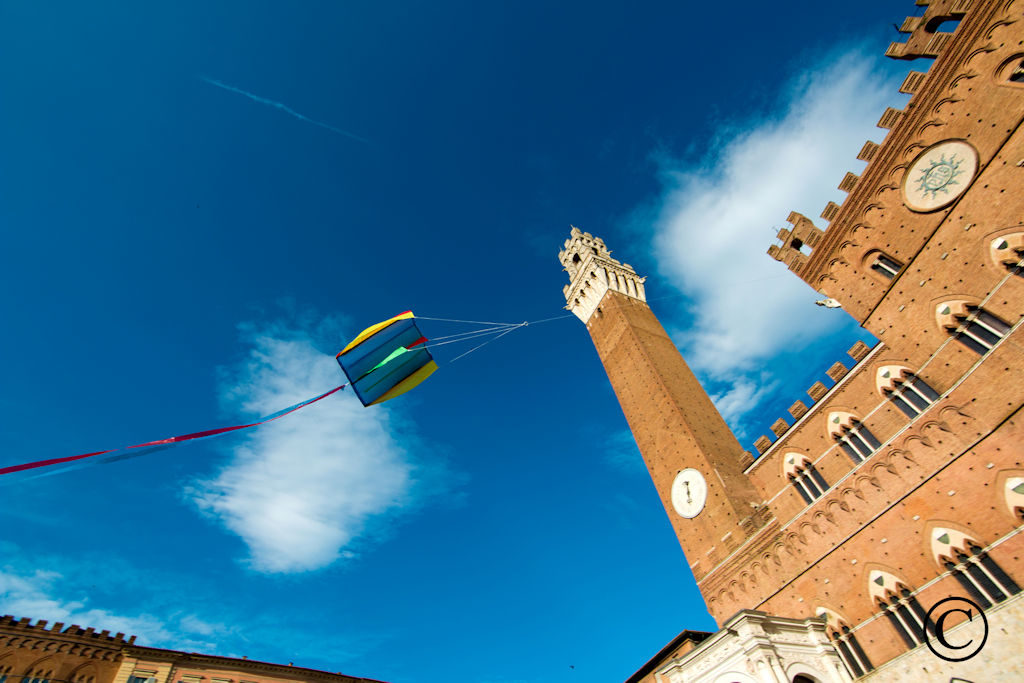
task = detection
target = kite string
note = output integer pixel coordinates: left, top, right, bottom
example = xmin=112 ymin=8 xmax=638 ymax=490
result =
xmin=422 ymin=326 xmax=528 ymax=349
xmin=427 ymin=323 xmax=522 ymax=342
xmin=418 ymin=312 xmax=575 ymax=328
xmin=448 ymin=322 xmax=527 ymax=363
xmin=415 ymin=315 xmax=525 ymax=326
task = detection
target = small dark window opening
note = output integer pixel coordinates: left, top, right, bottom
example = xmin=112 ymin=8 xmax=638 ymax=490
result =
xmin=1009 ymin=58 xmax=1024 ymax=83
xmin=790 ymin=237 xmax=812 ymax=255
xmin=870 ymin=253 xmax=902 ymax=280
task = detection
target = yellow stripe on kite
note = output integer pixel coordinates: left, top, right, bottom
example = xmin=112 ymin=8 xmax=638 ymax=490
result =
xmin=338 ymin=311 xmax=415 ymax=356
xmin=368 ymin=360 xmax=438 ymax=405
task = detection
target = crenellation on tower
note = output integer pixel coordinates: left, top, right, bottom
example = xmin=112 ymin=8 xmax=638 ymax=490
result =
xmin=767 ymin=212 xmax=824 ymax=277
xmin=875 ymin=107 xmax=904 ymax=130
xmin=559 ymin=226 xmax=646 ymax=323
xmin=787 ymin=400 xmax=808 ymax=420
xmin=855 ymin=141 xmax=879 ymax=162
xmin=819 ymin=201 xmax=840 ymax=222
xmin=886 ymin=0 xmax=969 ymax=60
xmin=806 ymin=381 xmax=828 ymax=401
xmin=769 ymin=418 xmax=789 ymax=438
xmin=898 ymin=70 xmax=928 ymax=95
xmin=837 ymin=172 xmax=859 ymax=193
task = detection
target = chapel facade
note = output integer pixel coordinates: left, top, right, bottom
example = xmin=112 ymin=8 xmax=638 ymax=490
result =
xmin=559 ymin=0 xmax=1024 ymax=680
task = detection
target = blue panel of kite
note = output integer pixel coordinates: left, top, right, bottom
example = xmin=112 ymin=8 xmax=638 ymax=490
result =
xmin=336 ymin=312 xmax=437 ymax=406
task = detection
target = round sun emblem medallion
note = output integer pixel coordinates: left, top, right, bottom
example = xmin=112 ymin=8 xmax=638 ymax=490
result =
xmin=903 ymin=140 xmax=978 ymax=212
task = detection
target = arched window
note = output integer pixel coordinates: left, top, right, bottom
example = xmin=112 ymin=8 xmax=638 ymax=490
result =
xmin=1 ymin=663 xmax=12 ymax=683
xmin=817 ymin=609 xmax=874 ymax=677
xmin=937 ymin=302 xmax=1011 ymax=355
xmin=785 ymin=455 xmax=828 ymax=504
xmin=869 ymin=571 xmax=930 ymax=650
xmin=22 ymin=668 xmax=53 ymax=683
xmin=877 ymin=368 xmax=940 ymax=419
xmin=932 ymin=529 xmax=1021 ymax=609
xmin=835 ymin=421 xmax=880 ymax=463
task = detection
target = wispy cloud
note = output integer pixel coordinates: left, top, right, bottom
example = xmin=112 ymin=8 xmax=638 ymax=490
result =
xmin=602 ymin=430 xmax=646 ymax=476
xmin=646 ymin=50 xmax=902 ymax=434
xmin=0 ymin=560 xmax=222 ymax=650
xmin=0 ymin=541 xmax=377 ymax=663
xmin=187 ymin=317 xmax=437 ymax=573
xmin=201 ymin=77 xmax=370 ymax=145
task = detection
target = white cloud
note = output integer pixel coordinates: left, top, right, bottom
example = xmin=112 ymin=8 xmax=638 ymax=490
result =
xmin=0 ymin=565 xmax=217 ymax=649
xmin=708 ymin=374 xmax=778 ymax=427
xmin=648 ymin=51 xmax=902 ymax=426
xmin=188 ymin=322 xmax=422 ymax=574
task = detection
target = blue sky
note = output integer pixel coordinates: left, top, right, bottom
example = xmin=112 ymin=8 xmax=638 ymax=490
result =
xmin=1 ymin=2 xmax=916 ymax=681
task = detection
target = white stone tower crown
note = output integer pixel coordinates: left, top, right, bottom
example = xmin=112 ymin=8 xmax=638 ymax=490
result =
xmin=559 ymin=226 xmax=647 ymax=323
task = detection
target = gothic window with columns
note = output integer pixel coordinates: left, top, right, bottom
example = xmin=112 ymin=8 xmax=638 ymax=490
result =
xmin=835 ymin=421 xmax=880 ymax=463
xmin=817 ymin=609 xmax=874 ymax=677
xmin=877 ymin=367 xmax=940 ymax=419
xmin=785 ymin=455 xmax=828 ymax=504
xmin=937 ymin=302 xmax=1011 ymax=355
xmin=869 ymin=571 xmax=930 ymax=650
xmin=932 ymin=528 xmax=1021 ymax=609
xmin=0 ymin=663 xmax=11 ymax=683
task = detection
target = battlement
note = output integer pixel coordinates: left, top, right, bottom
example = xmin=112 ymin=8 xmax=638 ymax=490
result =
xmin=886 ymin=0 xmax=970 ymax=60
xmin=560 ymin=226 xmax=646 ymax=323
xmin=749 ymin=340 xmax=874 ymax=457
xmin=0 ymin=615 xmax=136 ymax=645
xmin=762 ymin=0 xmax=1016 ymax=325
xmin=766 ymin=212 xmax=824 ymax=274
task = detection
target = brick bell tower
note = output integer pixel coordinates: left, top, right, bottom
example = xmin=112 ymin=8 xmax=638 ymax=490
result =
xmin=559 ymin=227 xmax=767 ymax=582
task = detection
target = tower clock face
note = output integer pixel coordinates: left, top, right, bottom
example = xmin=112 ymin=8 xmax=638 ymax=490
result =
xmin=670 ymin=468 xmax=707 ymax=519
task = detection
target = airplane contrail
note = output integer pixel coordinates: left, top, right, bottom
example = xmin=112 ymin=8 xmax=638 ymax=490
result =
xmin=201 ymin=76 xmax=370 ymax=145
